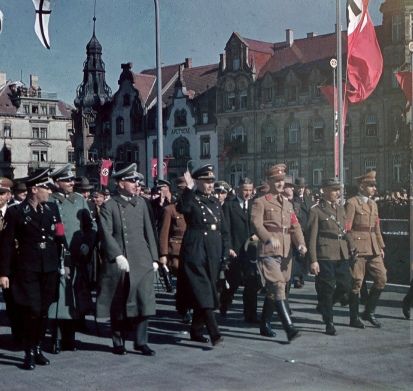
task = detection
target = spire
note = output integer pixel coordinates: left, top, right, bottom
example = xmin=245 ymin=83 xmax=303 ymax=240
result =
xmin=74 ymin=1 xmax=111 ymax=111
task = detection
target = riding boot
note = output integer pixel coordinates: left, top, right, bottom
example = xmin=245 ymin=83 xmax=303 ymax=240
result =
xmin=34 ymin=316 xmax=50 ymax=365
xmin=362 ymin=287 xmax=383 ymax=328
xmin=349 ymin=293 xmax=365 ymax=329
xmin=274 ymin=300 xmax=300 ymax=341
xmin=260 ymin=297 xmax=275 ymax=337
xmin=204 ymin=309 xmax=223 ymax=346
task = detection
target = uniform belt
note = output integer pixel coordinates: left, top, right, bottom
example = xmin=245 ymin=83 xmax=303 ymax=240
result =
xmin=266 ymin=226 xmax=291 ymax=234
xmin=352 ymin=226 xmax=375 ymax=232
xmin=319 ymin=232 xmax=345 ymax=240
xmin=192 ymin=224 xmax=218 ymax=231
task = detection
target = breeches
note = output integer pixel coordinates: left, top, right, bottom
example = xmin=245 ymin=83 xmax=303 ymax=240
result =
xmin=351 ymin=255 xmax=387 ymax=293
xmin=259 ymin=256 xmax=291 ymax=301
xmin=12 ymin=270 xmax=58 ymax=317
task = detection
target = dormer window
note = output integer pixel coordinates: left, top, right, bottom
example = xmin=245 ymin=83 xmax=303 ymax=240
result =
xmin=49 ymin=105 xmax=56 ymax=116
xmin=123 ymin=94 xmax=130 ymax=106
xmin=32 ymin=105 xmax=39 ymax=114
xmin=233 ymin=58 xmax=240 ymax=71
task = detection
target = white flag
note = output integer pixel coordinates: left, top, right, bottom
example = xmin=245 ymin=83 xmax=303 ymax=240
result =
xmin=32 ymin=0 xmax=51 ymax=49
xmin=0 ymin=9 xmax=4 ymax=34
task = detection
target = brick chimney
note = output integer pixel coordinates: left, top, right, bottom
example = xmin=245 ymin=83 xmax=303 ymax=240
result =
xmin=219 ymin=53 xmax=226 ymax=72
xmin=0 ymin=72 xmax=6 ymax=86
xmin=30 ymin=74 xmax=39 ymax=90
xmin=184 ymin=58 xmax=192 ymax=68
xmin=307 ymin=32 xmax=317 ymax=38
xmin=286 ymin=29 xmax=294 ymax=47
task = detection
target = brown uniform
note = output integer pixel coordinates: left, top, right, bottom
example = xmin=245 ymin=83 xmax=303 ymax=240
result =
xmin=251 ymin=192 xmax=305 ymax=300
xmin=159 ymin=203 xmax=187 ymax=274
xmin=345 ymin=196 xmax=387 ymax=293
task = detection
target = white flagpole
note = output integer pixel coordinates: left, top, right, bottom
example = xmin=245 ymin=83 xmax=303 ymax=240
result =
xmin=336 ymin=0 xmax=344 ymax=204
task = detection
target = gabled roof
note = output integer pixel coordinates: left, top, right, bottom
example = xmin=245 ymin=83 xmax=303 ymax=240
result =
xmin=132 ymin=73 xmax=156 ymax=106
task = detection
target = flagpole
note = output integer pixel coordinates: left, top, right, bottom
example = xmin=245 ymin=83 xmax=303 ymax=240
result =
xmin=154 ymin=0 xmax=164 ymax=181
xmin=409 ymin=41 xmax=413 ymax=285
xmin=336 ymin=0 xmax=344 ymax=204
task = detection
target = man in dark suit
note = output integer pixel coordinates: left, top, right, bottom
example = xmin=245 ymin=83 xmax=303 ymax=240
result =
xmin=0 ymin=169 xmax=64 ymax=370
xmin=97 ymin=163 xmax=159 ymax=356
xmin=220 ymin=177 xmax=259 ymax=323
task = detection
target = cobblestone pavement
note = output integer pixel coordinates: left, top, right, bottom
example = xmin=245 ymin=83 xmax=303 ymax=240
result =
xmin=0 ymin=279 xmax=412 ymax=391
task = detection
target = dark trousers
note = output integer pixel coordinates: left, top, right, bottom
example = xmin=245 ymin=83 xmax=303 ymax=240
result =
xmin=191 ymin=308 xmax=220 ymax=341
xmin=316 ymin=260 xmax=351 ymax=323
xmin=111 ymin=316 xmax=150 ymax=347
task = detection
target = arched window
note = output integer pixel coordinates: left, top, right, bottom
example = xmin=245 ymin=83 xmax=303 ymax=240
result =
xmin=172 ymin=136 xmax=190 ymax=159
xmin=174 ymin=109 xmax=187 ymax=127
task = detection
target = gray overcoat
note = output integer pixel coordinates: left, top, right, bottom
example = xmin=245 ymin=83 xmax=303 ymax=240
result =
xmin=96 ymin=194 xmax=158 ymax=319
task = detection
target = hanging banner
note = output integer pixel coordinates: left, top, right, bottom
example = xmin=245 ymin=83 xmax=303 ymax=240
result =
xmin=100 ymin=159 xmax=113 ymax=187
xmin=33 ymin=0 xmax=52 ymax=49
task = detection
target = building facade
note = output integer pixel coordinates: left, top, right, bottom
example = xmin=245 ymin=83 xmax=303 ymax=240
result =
xmin=0 ymin=73 xmax=73 ymax=179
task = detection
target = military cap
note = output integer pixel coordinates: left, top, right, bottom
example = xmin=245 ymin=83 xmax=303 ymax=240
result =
xmin=111 ymin=163 xmax=141 ymax=181
xmin=294 ymin=177 xmax=307 ymax=187
xmin=266 ymin=163 xmax=286 ymax=180
xmin=321 ymin=177 xmax=341 ymax=190
xmin=92 ymin=190 xmax=105 ymax=197
xmin=355 ymin=170 xmax=376 ymax=186
xmin=156 ymin=179 xmax=171 ymax=189
xmin=50 ymin=163 xmax=75 ymax=181
xmin=175 ymin=176 xmax=187 ymax=189
xmin=25 ymin=168 xmax=53 ymax=188
xmin=0 ymin=177 xmax=13 ymax=193
xmin=192 ymin=164 xmax=215 ymax=180
xmin=74 ymin=177 xmax=94 ymax=191
xmin=284 ymin=175 xmax=294 ymax=188
xmin=214 ymin=180 xmax=230 ymax=193
xmin=13 ymin=181 xmax=27 ymax=192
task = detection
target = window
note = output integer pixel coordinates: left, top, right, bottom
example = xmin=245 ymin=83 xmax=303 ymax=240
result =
xmin=262 ymin=126 xmax=276 ymax=153
xmin=67 ymin=150 xmax=75 ymax=163
xmin=287 ymin=86 xmax=297 ymax=102
xmin=172 ymin=137 xmax=190 ymax=159
xmin=40 ymin=127 xmax=47 ymax=139
xmin=288 ymin=121 xmax=299 ymax=144
xmin=313 ymin=119 xmax=324 ymax=141
xmin=126 ymin=149 xmax=132 ymax=162
xmin=313 ymin=168 xmax=323 ymax=186
xmin=41 ymin=105 xmax=47 ymax=115
xmin=32 ymin=150 xmax=48 ymax=162
xmin=174 ymin=109 xmax=187 ymax=127
xmin=233 ymin=58 xmax=240 ymax=71
xmin=32 ymin=105 xmax=39 ymax=114
xmin=24 ymin=105 xmax=30 ymax=114
xmin=364 ymin=159 xmax=376 ymax=173
xmin=365 ymin=114 xmax=377 ymax=137
xmin=230 ymin=164 xmax=246 ymax=187
xmin=263 ymin=87 xmax=272 ymax=102
xmin=231 ymin=126 xmax=246 ymax=142
xmin=49 ymin=105 xmax=56 ymax=116
xmin=200 ymin=136 xmax=211 ymax=159
xmin=134 ymin=147 xmax=139 ymax=162
xmin=393 ymin=155 xmax=401 ymax=183
xmin=88 ymin=149 xmax=98 ymax=162
xmin=239 ymin=92 xmax=247 ymax=109
xmin=287 ymin=160 xmax=299 ymax=181
xmin=202 ymin=112 xmax=208 ymax=124
xmin=227 ymin=93 xmax=236 ymax=110
xmin=116 ymin=117 xmax=124 ymax=135
xmin=392 ymin=14 xmax=402 ymax=43
xmin=123 ymin=94 xmax=130 ymax=106
xmin=3 ymin=123 xmax=11 ymax=138
xmin=32 ymin=127 xmax=39 ymax=139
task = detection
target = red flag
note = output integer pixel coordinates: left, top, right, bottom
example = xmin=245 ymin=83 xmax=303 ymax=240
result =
xmin=151 ymin=158 xmax=169 ymax=178
xmin=100 ymin=159 xmax=113 ymax=187
xmin=395 ymin=71 xmax=412 ymax=103
xmin=320 ymin=85 xmax=348 ymax=177
xmin=346 ymin=0 xmax=383 ymax=103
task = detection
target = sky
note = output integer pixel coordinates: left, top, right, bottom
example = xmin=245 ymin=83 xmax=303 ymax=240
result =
xmin=0 ymin=0 xmax=383 ymax=105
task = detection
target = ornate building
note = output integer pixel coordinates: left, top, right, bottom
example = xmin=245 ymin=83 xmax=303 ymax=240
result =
xmin=215 ymin=0 xmax=411 ymax=191
xmin=0 ymin=73 xmax=73 ymax=178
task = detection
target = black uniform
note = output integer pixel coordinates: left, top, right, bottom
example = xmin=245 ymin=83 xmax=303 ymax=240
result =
xmin=0 ymin=200 xmax=61 ymax=357
xmin=177 ymin=187 xmax=229 ymax=344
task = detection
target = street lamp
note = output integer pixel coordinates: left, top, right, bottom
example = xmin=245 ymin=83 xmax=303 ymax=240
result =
xmin=154 ymin=0 xmax=164 ymax=180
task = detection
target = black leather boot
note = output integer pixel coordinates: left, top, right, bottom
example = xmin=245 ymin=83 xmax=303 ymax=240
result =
xmin=362 ymin=287 xmax=383 ymax=328
xmin=204 ymin=309 xmax=223 ymax=346
xmin=260 ymin=297 xmax=275 ymax=337
xmin=275 ymin=300 xmax=300 ymax=341
xmin=349 ymin=293 xmax=365 ymax=329
xmin=22 ymin=349 xmax=36 ymax=370
xmin=34 ymin=346 xmax=50 ymax=365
